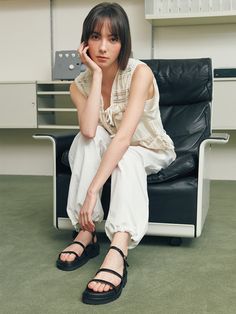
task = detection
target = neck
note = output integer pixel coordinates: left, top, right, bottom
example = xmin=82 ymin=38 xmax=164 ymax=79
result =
xmin=102 ymin=63 xmax=119 ymax=85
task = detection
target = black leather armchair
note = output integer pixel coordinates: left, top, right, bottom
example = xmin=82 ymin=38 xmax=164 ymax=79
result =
xmin=34 ymin=58 xmax=229 ymax=244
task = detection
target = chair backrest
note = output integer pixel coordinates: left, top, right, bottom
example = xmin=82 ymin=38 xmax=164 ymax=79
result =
xmin=142 ymin=58 xmax=212 ymax=156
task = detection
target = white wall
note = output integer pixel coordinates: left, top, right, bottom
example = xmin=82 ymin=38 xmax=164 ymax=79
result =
xmin=153 ymin=24 xmax=236 ymax=68
xmin=0 ymin=0 xmax=235 ymax=179
xmin=0 ymin=129 xmax=53 ymax=176
xmin=52 ymin=0 xmax=152 ymax=60
xmin=0 ymin=0 xmax=51 ymax=81
xmin=208 ymin=131 xmax=236 ymax=180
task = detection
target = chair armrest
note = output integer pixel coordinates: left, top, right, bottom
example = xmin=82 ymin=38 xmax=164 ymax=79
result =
xmin=33 ymin=132 xmax=78 ymax=158
xmin=198 ymin=131 xmax=230 ymax=180
xmin=33 ymin=132 xmax=78 ymax=174
xmin=196 ymin=132 xmax=230 ymax=237
xmin=33 ymin=132 xmax=78 ymax=229
xmin=203 ymin=132 xmax=230 ymax=145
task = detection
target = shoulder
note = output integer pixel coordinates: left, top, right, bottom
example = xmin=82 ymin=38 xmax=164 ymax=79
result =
xmin=73 ymin=69 xmax=91 ymax=96
xmin=133 ymin=63 xmax=153 ymax=77
xmin=131 ymin=61 xmax=153 ymax=86
xmin=74 ymin=69 xmax=91 ymax=85
xmin=126 ymin=58 xmax=153 ymax=76
xmin=119 ymin=58 xmax=153 ymax=84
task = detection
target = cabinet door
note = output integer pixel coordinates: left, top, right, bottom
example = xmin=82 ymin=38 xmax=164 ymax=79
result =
xmin=0 ymin=83 xmax=37 ymax=128
xmin=212 ymin=80 xmax=236 ymax=130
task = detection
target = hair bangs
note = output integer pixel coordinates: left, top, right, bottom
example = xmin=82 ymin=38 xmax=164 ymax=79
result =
xmin=81 ymin=2 xmax=132 ymax=70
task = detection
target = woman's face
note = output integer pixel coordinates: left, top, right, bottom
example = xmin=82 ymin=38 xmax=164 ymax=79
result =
xmin=87 ymin=19 xmax=121 ymax=69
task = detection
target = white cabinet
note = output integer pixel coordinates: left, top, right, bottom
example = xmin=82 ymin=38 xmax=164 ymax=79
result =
xmin=145 ymin=0 xmax=236 ymax=26
xmin=212 ymin=78 xmax=236 ymax=130
xmin=0 ymin=82 xmax=37 ymax=128
xmin=36 ymin=81 xmax=78 ymax=129
xmin=1 ymin=79 xmax=235 ymax=131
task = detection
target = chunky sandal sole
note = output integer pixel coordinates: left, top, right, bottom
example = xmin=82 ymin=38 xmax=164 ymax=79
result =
xmin=82 ymin=274 xmax=127 ymax=305
xmin=56 ymin=244 xmax=100 ymax=271
xmin=56 ymin=234 xmax=100 ymax=271
xmin=82 ymin=246 xmax=129 ymax=305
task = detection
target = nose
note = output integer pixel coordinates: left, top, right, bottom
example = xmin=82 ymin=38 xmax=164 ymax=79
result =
xmin=99 ymin=39 xmax=107 ymax=53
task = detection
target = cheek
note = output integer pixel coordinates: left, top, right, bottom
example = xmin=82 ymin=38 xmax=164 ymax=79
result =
xmin=114 ymin=44 xmax=121 ymax=56
xmin=87 ymin=41 xmax=96 ymax=53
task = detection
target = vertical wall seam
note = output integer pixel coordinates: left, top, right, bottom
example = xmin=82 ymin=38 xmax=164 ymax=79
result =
xmin=50 ymin=0 xmax=54 ymax=80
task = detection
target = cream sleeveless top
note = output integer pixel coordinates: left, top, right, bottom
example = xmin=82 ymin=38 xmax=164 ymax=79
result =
xmin=74 ymin=58 xmax=175 ymax=152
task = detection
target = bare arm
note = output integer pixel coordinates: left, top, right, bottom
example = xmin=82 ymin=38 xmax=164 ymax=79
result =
xmin=80 ymin=64 xmax=154 ymax=231
xmin=70 ymin=43 xmax=102 ymax=138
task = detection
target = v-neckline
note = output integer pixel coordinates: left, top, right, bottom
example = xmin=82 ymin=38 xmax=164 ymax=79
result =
xmin=101 ymin=69 xmax=120 ymax=112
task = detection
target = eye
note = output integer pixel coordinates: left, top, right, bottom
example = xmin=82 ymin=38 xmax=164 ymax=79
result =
xmin=90 ymin=33 xmax=100 ymax=40
xmin=110 ymin=35 xmax=119 ymax=43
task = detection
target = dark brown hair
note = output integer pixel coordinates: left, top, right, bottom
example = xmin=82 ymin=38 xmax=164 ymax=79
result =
xmin=81 ymin=2 xmax=132 ymax=70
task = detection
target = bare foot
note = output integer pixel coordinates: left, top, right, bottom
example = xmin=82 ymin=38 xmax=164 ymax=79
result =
xmin=59 ymin=230 xmax=95 ymax=262
xmin=88 ymin=247 xmax=126 ymax=293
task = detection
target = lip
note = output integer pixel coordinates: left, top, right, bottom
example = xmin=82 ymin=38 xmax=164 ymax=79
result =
xmin=96 ymin=56 xmax=109 ymax=60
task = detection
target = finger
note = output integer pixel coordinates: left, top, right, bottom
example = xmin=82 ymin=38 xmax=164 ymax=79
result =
xmin=85 ymin=222 xmax=93 ymax=233
xmin=83 ymin=214 xmax=93 ymax=233
xmin=81 ymin=46 xmax=89 ymax=61
xmin=78 ymin=44 xmax=86 ymax=60
xmin=78 ymin=44 xmax=83 ymax=55
xmin=87 ymin=216 xmax=95 ymax=232
xmin=80 ymin=212 xmax=86 ymax=230
xmin=82 ymin=211 xmax=89 ymax=230
xmin=79 ymin=41 xmax=85 ymax=51
xmin=80 ymin=51 xmax=87 ymax=64
xmin=83 ymin=46 xmax=89 ymax=53
xmin=84 ymin=216 xmax=93 ymax=233
xmin=78 ymin=212 xmax=82 ymax=226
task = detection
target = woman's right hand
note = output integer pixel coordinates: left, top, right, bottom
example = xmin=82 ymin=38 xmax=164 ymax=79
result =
xmin=78 ymin=42 xmax=102 ymax=74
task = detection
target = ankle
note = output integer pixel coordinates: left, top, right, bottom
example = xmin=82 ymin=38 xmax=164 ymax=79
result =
xmin=75 ymin=230 xmax=93 ymax=243
xmin=110 ymin=232 xmax=130 ymax=256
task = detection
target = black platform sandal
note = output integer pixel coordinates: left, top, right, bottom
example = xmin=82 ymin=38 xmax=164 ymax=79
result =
xmin=56 ymin=231 xmax=99 ymax=271
xmin=82 ymin=245 xmax=129 ymax=305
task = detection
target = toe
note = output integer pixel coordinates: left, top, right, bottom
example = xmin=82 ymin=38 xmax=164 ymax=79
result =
xmin=98 ymin=283 xmax=106 ymax=293
xmin=61 ymin=253 xmax=70 ymax=262
xmin=88 ymin=281 xmax=96 ymax=290
xmin=103 ymin=284 xmax=110 ymax=292
xmin=59 ymin=253 xmax=65 ymax=261
xmin=93 ymin=282 xmax=101 ymax=292
xmin=66 ymin=254 xmax=75 ymax=262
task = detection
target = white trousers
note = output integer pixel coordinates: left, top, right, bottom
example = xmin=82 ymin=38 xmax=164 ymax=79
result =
xmin=66 ymin=126 xmax=176 ymax=249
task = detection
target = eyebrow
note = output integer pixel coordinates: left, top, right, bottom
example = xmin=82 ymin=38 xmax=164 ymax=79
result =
xmin=91 ymin=30 xmax=118 ymax=37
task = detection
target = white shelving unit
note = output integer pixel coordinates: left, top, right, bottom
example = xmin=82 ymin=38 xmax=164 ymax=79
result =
xmin=212 ymin=77 xmax=236 ymax=130
xmin=0 ymin=82 xmax=37 ymax=128
xmin=145 ymin=0 xmax=236 ymax=25
xmin=36 ymin=81 xmax=79 ymax=129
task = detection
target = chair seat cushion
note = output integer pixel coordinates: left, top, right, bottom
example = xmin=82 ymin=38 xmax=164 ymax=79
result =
xmin=147 ymin=153 xmax=197 ymax=183
xmin=61 ymin=150 xmax=70 ymax=168
xmin=147 ymin=176 xmax=198 ymax=224
xmin=62 ymin=150 xmax=197 ymax=183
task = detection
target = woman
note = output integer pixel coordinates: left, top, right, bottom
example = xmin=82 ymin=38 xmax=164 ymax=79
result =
xmin=56 ymin=2 xmax=176 ymax=305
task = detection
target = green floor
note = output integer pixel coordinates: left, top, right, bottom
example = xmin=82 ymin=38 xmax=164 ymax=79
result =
xmin=0 ymin=176 xmax=235 ymax=314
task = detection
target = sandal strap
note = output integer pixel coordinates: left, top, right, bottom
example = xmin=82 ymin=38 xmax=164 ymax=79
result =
xmin=109 ymin=246 xmax=129 ymax=267
xmin=96 ymin=268 xmax=122 ymax=280
xmin=75 ymin=229 xmax=97 ymax=245
xmin=91 ymin=231 xmax=97 ymax=244
xmin=59 ymin=250 xmax=79 ymax=258
xmin=88 ymin=279 xmax=116 ymax=291
xmin=58 ymin=241 xmax=85 ymax=259
xmin=72 ymin=241 xmax=85 ymax=249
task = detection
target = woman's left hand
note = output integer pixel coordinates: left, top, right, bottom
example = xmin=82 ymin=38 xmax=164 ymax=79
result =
xmin=78 ymin=190 xmax=97 ymax=232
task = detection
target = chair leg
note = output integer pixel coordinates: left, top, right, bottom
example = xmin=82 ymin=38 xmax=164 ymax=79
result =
xmin=169 ymin=237 xmax=182 ymax=246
